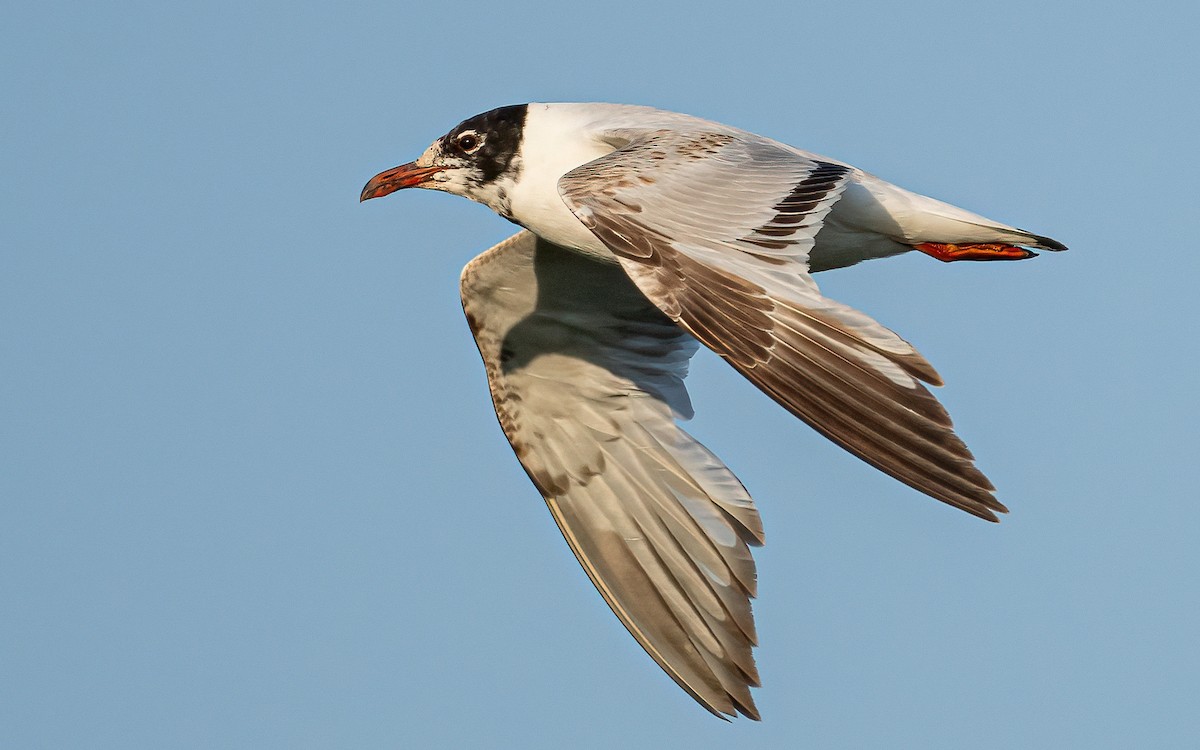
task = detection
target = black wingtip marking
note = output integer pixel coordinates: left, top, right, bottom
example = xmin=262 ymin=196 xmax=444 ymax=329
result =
xmin=742 ymin=161 xmax=850 ymax=246
xmin=1032 ymin=234 xmax=1068 ymax=252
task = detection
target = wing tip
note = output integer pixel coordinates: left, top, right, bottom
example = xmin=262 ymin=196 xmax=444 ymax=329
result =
xmin=701 ymin=695 xmax=762 ymax=722
xmin=963 ymin=496 xmax=1008 ymax=522
xmin=1029 ymin=233 xmax=1067 ymax=252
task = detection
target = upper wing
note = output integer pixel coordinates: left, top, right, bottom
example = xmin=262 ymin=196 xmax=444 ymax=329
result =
xmin=559 ymin=129 xmax=1005 ymax=520
xmin=460 ymin=231 xmax=765 ymax=720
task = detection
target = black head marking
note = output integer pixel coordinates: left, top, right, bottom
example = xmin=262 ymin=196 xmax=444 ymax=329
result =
xmin=444 ymin=104 xmax=528 ymax=184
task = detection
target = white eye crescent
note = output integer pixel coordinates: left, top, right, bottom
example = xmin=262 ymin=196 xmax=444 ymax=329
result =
xmin=456 ymin=132 xmax=481 ymax=153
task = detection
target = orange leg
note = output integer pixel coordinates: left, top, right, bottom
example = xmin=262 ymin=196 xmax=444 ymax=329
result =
xmin=914 ymin=242 xmax=1037 ymax=262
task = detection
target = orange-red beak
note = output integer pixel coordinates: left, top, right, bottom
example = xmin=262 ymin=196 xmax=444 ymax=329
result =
xmin=360 ymin=162 xmax=445 ymax=201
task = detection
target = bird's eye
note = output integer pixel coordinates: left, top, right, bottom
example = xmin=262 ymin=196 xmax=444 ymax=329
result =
xmin=457 ymin=133 xmax=480 ymax=152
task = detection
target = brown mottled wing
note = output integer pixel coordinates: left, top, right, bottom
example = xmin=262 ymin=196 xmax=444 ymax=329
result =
xmin=558 ymin=130 xmax=1005 ymax=520
xmin=460 ymin=231 xmax=765 ymax=720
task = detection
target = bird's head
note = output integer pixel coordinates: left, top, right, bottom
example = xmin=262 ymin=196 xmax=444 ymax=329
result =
xmin=360 ymin=104 xmax=527 ymax=215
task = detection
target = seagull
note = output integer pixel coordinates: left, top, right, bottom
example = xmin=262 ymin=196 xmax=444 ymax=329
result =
xmin=360 ymin=102 xmax=1065 ymax=720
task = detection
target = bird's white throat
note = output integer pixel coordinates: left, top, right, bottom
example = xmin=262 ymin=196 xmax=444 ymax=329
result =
xmin=504 ymin=104 xmax=619 ymax=261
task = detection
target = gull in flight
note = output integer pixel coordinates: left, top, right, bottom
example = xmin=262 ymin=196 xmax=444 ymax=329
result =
xmin=360 ymin=103 xmax=1065 ymax=719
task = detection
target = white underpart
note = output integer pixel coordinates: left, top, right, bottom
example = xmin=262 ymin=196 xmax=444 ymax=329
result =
xmin=506 ymin=104 xmax=624 ymax=259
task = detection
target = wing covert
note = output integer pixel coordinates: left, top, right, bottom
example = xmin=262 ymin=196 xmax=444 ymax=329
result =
xmin=460 ymin=231 xmax=765 ymax=719
xmin=558 ymin=130 xmax=1005 ymax=520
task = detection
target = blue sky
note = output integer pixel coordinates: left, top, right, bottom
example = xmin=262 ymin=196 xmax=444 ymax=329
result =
xmin=3 ymin=1 xmax=1198 ymax=747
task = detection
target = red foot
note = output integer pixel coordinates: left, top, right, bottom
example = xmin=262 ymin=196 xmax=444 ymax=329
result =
xmin=915 ymin=242 xmax=1037 ymax=262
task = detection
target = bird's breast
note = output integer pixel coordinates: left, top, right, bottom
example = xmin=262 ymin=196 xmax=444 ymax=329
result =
xmin=508 ymin=173 xmax=619 ymax=264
